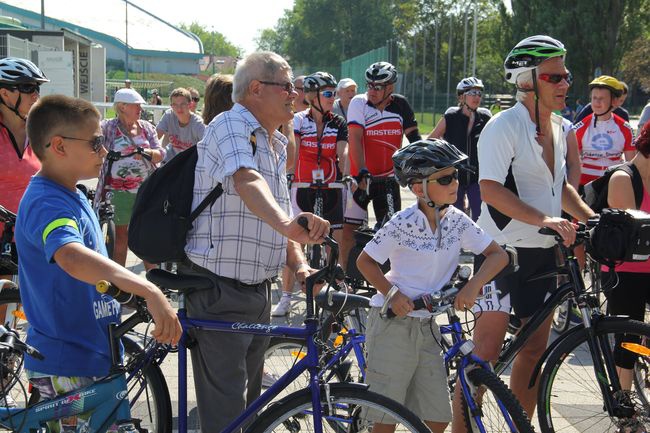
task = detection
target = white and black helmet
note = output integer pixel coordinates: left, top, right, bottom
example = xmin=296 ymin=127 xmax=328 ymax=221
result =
xmin=392 ymin=138 xmax=469 ymax=187
xmin=0 ymin=57 xmax=49 ymax=86
xmin=456 ymin=77 xmax=484 ymax=95
xmin=365 ymin=61 xmax=398 ymax=85
xmin=303 ymin=72 xmax=337 ymax=92
xmin=504 ymin=35 xmax=566 ymax=84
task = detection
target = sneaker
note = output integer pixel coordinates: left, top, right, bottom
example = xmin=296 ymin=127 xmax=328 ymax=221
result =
xmin=262 ymin=370 xmax=280 ymax=388
xmin=271 ymin=296 xmax=291 ymax=316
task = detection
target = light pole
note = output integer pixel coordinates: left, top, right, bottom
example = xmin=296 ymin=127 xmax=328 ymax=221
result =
xmin=212 ymin=26 xmax=216 ymax=74
xmin=124 ymin=0 xmax=129 ymax=79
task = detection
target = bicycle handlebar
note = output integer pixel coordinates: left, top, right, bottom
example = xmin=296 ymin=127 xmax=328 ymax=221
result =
xmin=0 ymin=205 xmax=16 ymax=224
xmin=292 ymin=181 xmax=346 ymax=189
xmin=106 ymin=147 xmax=153 ymax=162
xmin=0 ymin=325 xmax=44 ymax=360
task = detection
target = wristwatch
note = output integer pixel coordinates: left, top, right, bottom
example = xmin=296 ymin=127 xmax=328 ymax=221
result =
xmin=380 ymin=285 xmax=400 ymax=318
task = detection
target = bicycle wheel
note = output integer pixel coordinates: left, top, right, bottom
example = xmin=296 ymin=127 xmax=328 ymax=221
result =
xmin=101 ymin=219 xmax=116 ymax=260
xmin=461 ymin=366 xmax=534 ymax=433
xmin=538 ymin=318 xmax=650 ymax=432
xmin=552 ymin=299 xmax=572 ymax=334
xmin=263 ymin=337 xmax=348 ymax=400
xmin=247 ymin=383 xmax=430 ymax=433
xmin=122 ymin=336 xmax=173 ymax=433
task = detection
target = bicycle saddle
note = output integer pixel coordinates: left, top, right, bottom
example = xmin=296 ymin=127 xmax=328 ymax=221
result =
xmin=315 ymin=290 xmax=370 ymax=315
xmin=146 ymin=269 xmax=213 ymax=292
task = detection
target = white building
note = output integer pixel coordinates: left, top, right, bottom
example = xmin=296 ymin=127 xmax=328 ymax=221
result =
xmin=0 ymin=0 xmax=203 ymax=74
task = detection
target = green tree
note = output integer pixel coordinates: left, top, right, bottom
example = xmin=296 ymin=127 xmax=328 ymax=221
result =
xmin=509 ymin=0 xmax=650 ymax=100
xmin=179 ymin=22 xmax=242 ymax=58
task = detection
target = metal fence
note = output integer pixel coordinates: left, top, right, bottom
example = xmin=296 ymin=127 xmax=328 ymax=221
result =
xmin=340 ymin=41 xmax=398 ymax=90
xmin=0 ymin=34 xmax=55 ymax=61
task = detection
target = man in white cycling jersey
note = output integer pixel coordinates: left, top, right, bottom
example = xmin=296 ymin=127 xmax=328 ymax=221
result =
xmin=469 ymin=35 xmax=595 ymax=421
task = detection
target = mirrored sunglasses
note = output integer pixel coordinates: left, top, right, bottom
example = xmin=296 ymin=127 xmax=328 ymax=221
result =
xmin=320 ymin=90 xmax=336 ymax=98
xmin=538 ymin=72 xmax=573 ymax=85
xmin=465 ymin=89 xmax=482 ymax=97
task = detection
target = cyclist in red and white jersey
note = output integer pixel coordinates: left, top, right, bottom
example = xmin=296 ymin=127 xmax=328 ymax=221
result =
xmin=341 ymin=61 xmax=421 ymax=270
xmin=573 ymin=75 xmax=635 ymax=186
xmin=273 ymin=72 xmax=348 ymax=316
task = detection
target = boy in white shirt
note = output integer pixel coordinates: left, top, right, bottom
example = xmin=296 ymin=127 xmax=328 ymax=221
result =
xmin=356 ymin=138 xmax=508 ymax=433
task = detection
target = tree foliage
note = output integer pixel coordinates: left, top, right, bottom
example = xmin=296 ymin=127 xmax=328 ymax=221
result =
xmin=179 ymin=22 xmax=242 ymax=58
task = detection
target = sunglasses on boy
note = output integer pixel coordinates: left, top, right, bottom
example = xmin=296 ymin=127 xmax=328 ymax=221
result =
xmin=537 ymin=72 xmax=573 ymax=85
xmin=320 ymin=90 xmax=336 ymax=98
xmin=413 ymin=170 xmax=459 ymax=186
xmin=46 ymin=135 xmax=106 ymax=153
xmin=3 ymin=83 xmax=41 ymax=94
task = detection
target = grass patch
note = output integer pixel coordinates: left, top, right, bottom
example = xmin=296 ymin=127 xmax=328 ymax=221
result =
xmin=413 ymin=112 xmax=443 ymax=136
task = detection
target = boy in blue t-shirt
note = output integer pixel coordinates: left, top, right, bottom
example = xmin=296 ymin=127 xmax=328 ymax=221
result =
xmin=357 ymin=139 xmax=508 ymax=433
xmin=16 ymin=95 xmax=181 ymax=431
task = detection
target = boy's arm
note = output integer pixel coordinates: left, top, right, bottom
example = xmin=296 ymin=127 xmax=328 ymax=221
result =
xmin=53 ymin=243 xmax=182 ymax=344
xmin=454 ymin=241 xmax=508 ymax=311
xmin=356 ymin=251 xmax=413 ymax=317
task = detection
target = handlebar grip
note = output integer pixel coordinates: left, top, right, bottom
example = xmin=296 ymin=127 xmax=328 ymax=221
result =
xmin=297 ymin=216 xmax=309 ymax=231
xmin=96 ymin=281 xmax=138 ymax=309
xmin=385 ymin=297 xmax=427 ymax=319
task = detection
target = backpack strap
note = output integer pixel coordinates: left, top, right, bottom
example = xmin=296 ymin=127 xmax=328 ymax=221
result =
xmin=188 ymin=132 xmax=258 ymax=223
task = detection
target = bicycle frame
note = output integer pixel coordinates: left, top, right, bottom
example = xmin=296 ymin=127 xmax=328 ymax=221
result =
xmin=491 ymin=237 xmax=629 ymax=417
xmin=0 ymin=373 xmax=132 ymax=432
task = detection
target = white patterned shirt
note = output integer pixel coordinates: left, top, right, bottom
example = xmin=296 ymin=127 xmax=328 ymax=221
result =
xmin=185 ymin=103 xmax=290 ymax=284
xmin=363 ymin=202 xmax=492 ymax=317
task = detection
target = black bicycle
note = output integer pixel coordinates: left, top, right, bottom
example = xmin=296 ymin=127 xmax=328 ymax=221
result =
xmin=0 ymin=205 xmax=16 ymax=277
xmin=488 ymin=220 xmax=650 ymax=432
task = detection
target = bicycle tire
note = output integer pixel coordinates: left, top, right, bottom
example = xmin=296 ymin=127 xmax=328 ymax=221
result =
xmin=537 ymin=318 xmax=650 ymax=432
xmin=247 ymin=383 xmax=430 ymax=433
xmin=461 ymin=366 xmax=534 ymax=433
xmin=122 ymin=336 xmax=173 ymax=433
xmin=102 ymin=219 xmax=116 ymax=260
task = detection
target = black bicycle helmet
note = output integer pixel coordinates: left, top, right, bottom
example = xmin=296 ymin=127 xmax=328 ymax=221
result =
xmin=365 ymin=62 xmax=398 ymax=84
xmin=0 ymin=57 xmax=49 ymax=86
xmin=392 ymin=138 xmax=469 ymax=187
xmin=303 ymin=72 xmax=337 ymax=92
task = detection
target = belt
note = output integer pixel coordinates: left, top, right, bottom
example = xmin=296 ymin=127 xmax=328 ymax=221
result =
xmin=183 ymin=259 xmax=272 ymax=289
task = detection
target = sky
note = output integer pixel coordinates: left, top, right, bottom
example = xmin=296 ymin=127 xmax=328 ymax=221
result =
xmin=135 ymin=0 xmax=296 ymax=54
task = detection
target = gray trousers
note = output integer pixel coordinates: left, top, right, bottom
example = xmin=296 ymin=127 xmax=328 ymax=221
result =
xmin=178 ymin=261 xmax=272 ymax=432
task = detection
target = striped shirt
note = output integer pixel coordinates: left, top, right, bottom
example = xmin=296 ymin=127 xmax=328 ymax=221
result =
xmin=185 ymin=104 xmax=290 ymax=284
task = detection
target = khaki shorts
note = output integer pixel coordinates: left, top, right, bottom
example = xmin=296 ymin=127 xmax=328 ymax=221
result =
xmin=364 ymin=308 xmax=452 ymax=423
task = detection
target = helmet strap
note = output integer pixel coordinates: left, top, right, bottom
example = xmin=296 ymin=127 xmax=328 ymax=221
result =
xmin=311 ymin=93 xmax=326 ymax=116
xmin=531 ymin=70 xmax=542 ymax=137
xmin=375 ymin=88 xmax=392 ymax=109
xmin=421 ymin=178 xmax=449 ymax=248
xmin=0 ymin=93 xmax=26 ymax=122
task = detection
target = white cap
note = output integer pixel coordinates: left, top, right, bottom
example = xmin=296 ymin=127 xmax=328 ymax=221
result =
xmin=114 ymin=88 xmax=146 ymax=104
xmin=336 ymin=78 xmax=357 ymax=92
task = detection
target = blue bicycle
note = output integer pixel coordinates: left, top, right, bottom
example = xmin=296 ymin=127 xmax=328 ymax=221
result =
xmin=0 ymin=220 xmax=430 ymax=433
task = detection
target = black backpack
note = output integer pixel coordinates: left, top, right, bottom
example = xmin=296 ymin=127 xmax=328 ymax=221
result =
xmin=582 ymin=162 xmax=644 ymax=214
xmin=128 ymin=136 xmax=256 ymax=263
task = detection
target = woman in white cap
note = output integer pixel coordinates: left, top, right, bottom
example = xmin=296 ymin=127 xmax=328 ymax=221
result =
xmin=96 ymin=88 xmax=164 ymax=267
xmin=332 ymin=78 xmax=357 ymax=119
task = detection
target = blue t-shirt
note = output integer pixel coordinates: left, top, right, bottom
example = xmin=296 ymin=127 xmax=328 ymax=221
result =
xmin=15 ymin=176 xmax=121 ymax=377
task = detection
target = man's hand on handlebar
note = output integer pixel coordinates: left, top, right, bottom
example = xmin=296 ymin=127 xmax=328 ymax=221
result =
xmin=541 ymin=216 xmax=577 ymax=247
xmin=454 ymin=283 xmax=481 ymax=311
xmin=354 ymin=168 xmax=372 ymax=191
xmin=286 ymin=213 xmax=330 ymax=244
xmin=295 ymin=265 xmax=326 ymax=295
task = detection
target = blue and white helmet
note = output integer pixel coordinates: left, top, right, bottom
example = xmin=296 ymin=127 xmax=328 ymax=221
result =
xmin=0 ymin=57 xmax=49 ymax=85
